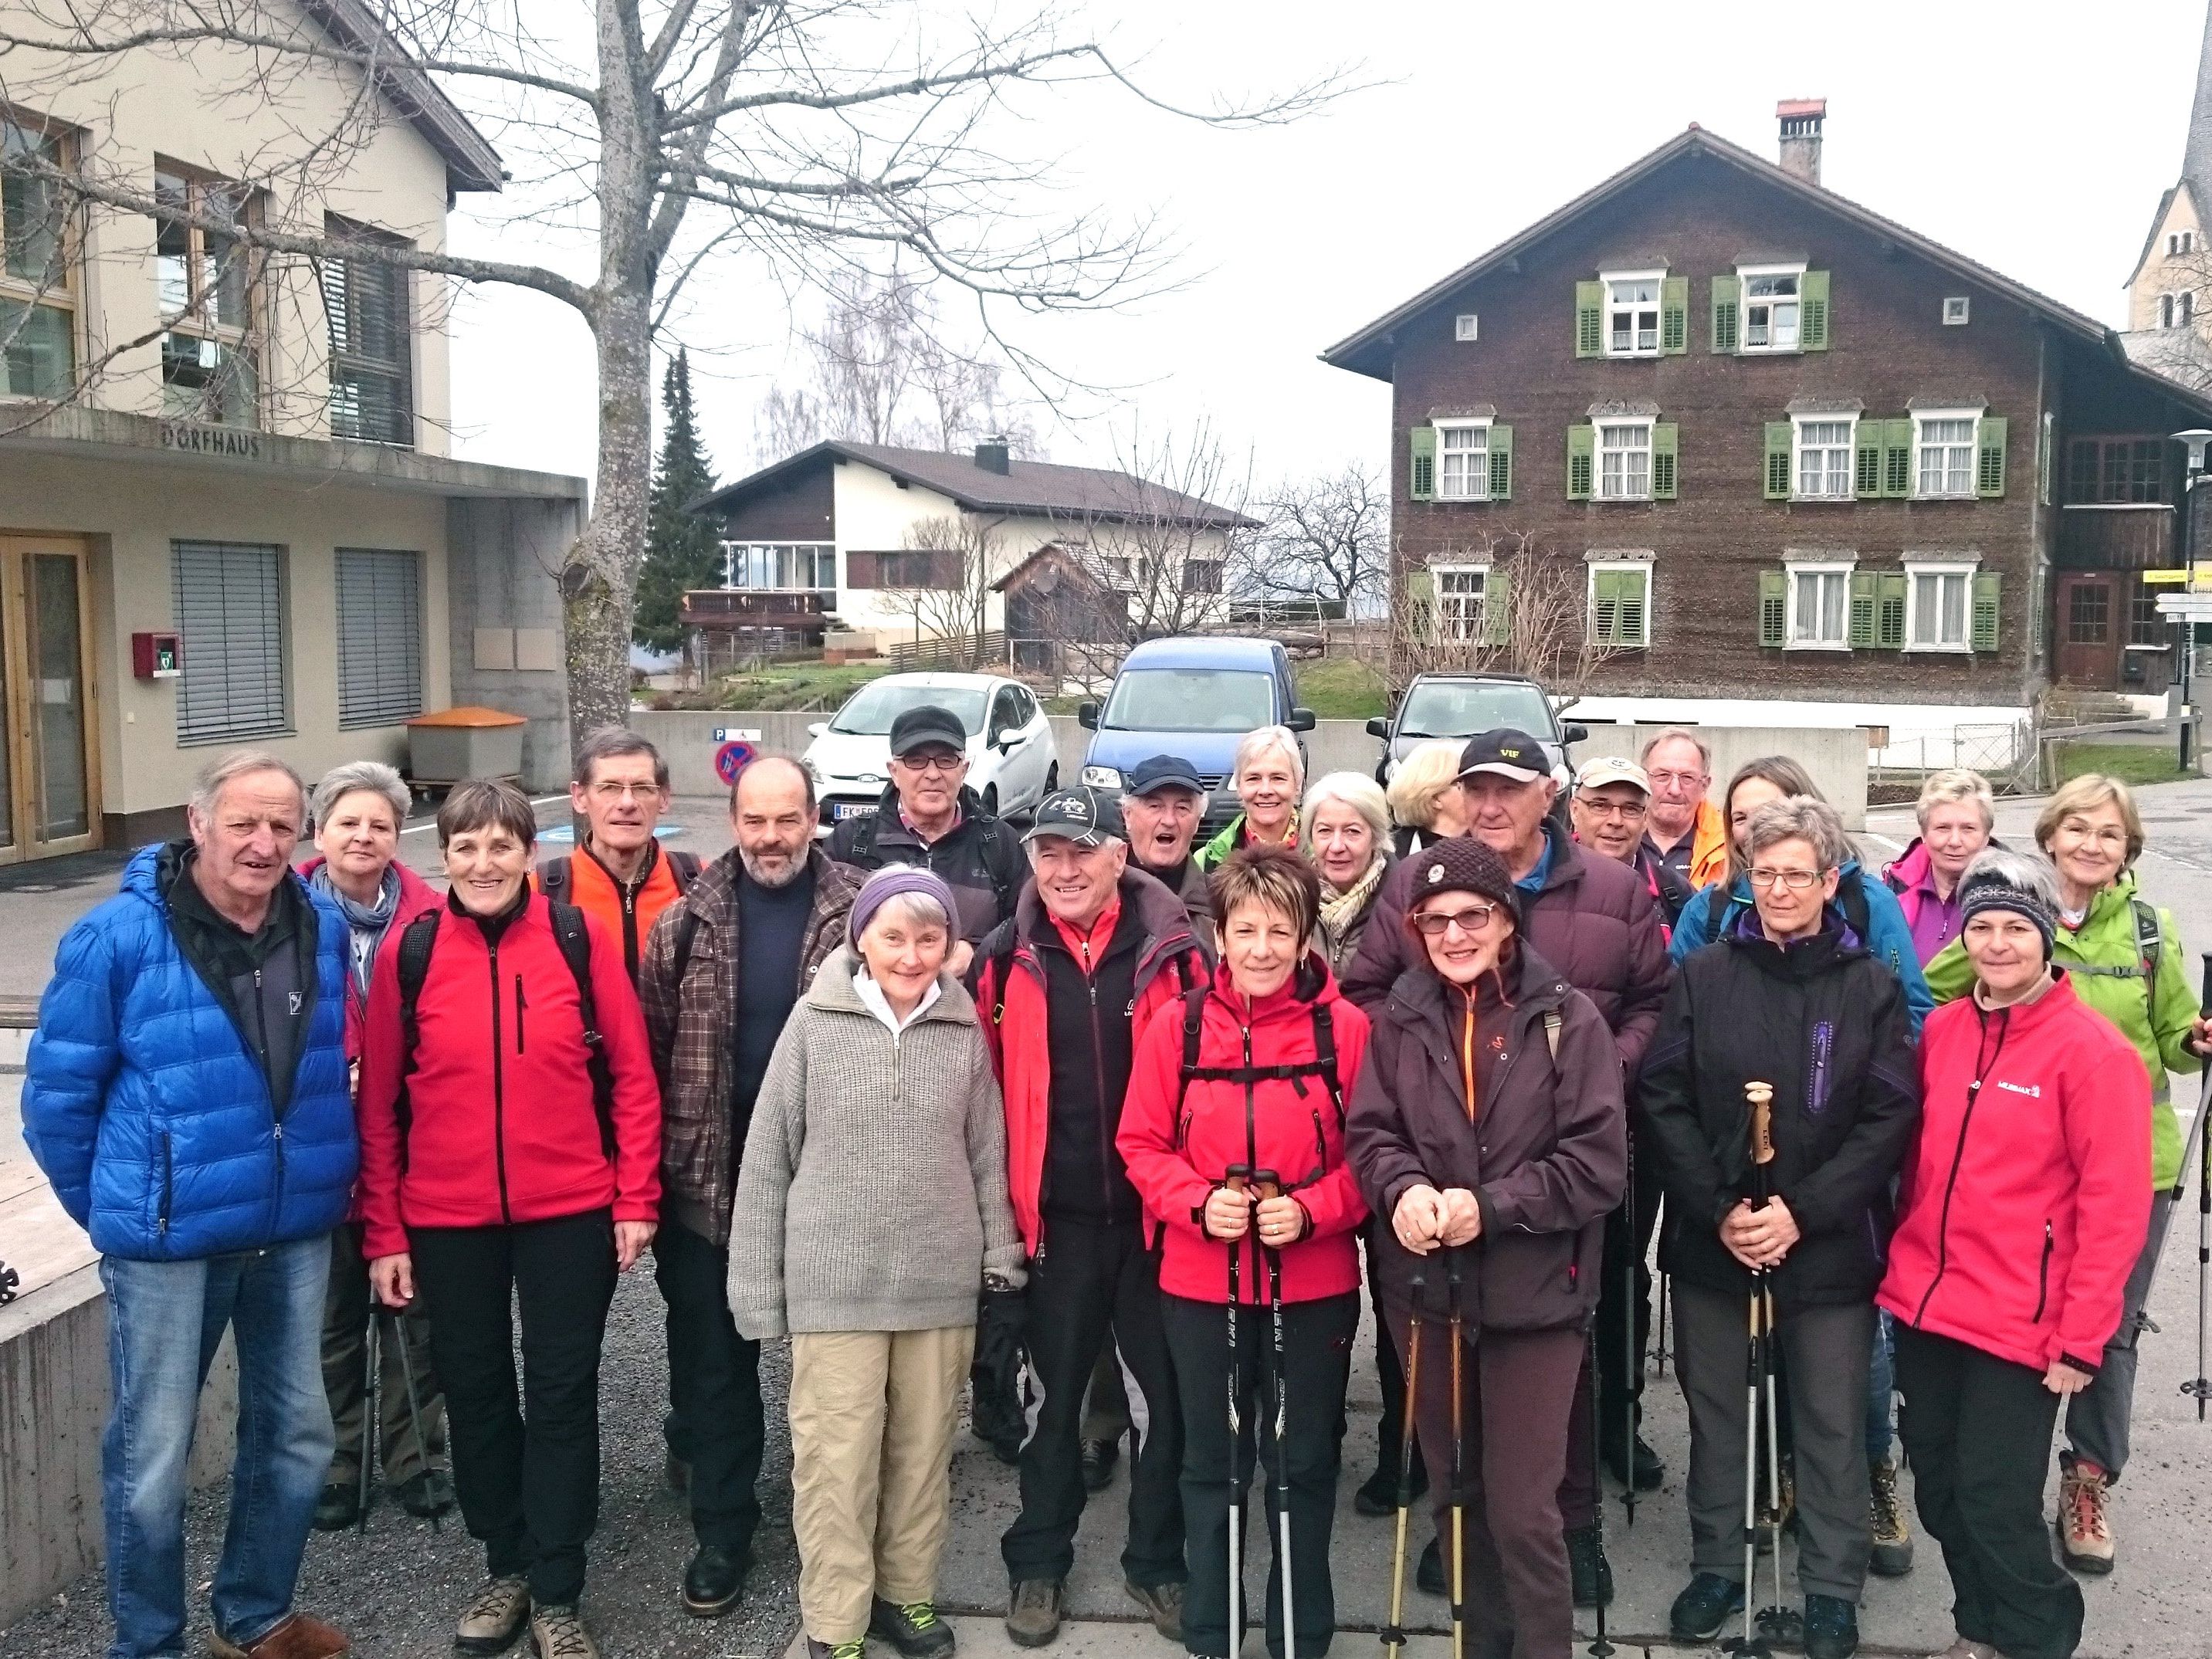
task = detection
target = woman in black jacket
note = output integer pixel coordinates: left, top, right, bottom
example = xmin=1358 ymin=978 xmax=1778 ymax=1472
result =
xmin=1638 ymin=796 xmax=1919 ymax=1659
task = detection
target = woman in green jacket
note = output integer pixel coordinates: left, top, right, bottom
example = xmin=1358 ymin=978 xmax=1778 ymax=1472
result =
xmin=1195 ymin=726 xmax=1303 ymax=870
xmin=1922 ymin=773 xmax=2210 ymax=1576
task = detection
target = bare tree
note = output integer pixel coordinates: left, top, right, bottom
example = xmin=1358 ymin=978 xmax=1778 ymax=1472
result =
xmin=1068 ymin=422 xmax=1258 ymax=642
xmin=1388 ymin=534 xmax=1624 ymax=696
xmin=890 ymin=511 xmax=1000 ymax=669
xmin=0 ymin=2 xmax=1344 ymax=745
xmin=1256 ymin=461 xmax=1388 ymax=619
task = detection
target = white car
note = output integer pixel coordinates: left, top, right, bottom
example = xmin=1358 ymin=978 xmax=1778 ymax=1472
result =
xmin=803 ymin=671 xmax=1061 ymax=831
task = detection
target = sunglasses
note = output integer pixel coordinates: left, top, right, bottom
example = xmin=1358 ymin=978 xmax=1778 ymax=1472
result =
xmin=893 ymin=751 xmax=965 ymax=774
xmin=1411 ymin=902 xmax=1499 ymax=937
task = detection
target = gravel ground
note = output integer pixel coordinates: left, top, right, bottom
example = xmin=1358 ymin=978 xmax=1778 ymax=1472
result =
xmin=0 ymin=1270 xmax=805 ymax=1659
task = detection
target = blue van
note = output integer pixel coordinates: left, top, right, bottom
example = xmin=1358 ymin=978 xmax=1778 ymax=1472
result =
xmin=1076 ymin=636 xmax=1315 ymax=831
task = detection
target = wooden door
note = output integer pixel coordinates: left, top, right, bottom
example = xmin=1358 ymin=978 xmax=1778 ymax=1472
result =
xmin=0 ymin=536 xmax=100 ymax=863
xmin=2055 ymin=573 xmax=2120 ymax=689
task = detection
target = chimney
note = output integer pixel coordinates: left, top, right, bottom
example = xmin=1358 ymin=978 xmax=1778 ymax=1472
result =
xmin=1777 ymin=98 xmax=1826 ymax=186
xmin=974 ymin=435 xmax=1011 ymax=475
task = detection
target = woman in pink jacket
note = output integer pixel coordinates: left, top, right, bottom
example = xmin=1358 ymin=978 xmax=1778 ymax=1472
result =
xmin=1878 ymin=848 xmax=2151 ymax=1659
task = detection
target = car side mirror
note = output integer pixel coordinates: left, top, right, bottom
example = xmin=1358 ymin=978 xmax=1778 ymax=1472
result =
xmin=1077 ymin=701 xmax=1099 ymax=730
xmin=1564 ymin=723 xmax=1590 ymax=744
xmin=807 ymin=722 xmax=828 ymax=739
xmin=1286 ymin=706 xmax=1317 ymax=733
xmin=1364 ymin=716 xmax=1389 ymax=740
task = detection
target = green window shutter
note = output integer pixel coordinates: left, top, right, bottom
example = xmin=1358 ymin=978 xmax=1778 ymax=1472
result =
xmin=1764 ymin=421 xmax=1794 ymax=499
xmin=1575 ymin=280 xmax=1604 ymax=358
xmin=1488 ymin=423 xmax=1513 ymax=500
xmin=1800 ymin=270 xmax=1831 ymax=350
xmin=1877 ymin=573 xmax=1908 ymax=648
xmin=1855 ymin=422 xmax=1885 ymax=498
xmin=1977 ymin=415 xmax=2009 ymax=498
xmin=1661 ymin=276 xmax=1689 ymax=354
xmin=1404 ymin=566 xmax=1437 ymax=643
xmin=1567 ymin=424 xmax=1594 ymax=499
xmin=1759 ymin=569 xmax=1787 ymax=646
xmin=1483 ymin=569 xmax=1513 ymax=644
xmin=1618 ymin=568 xmax=1648 ymax=644
xmin=1651 ymin=422 xmax=1678 ymax=499
xmin=1848 ymin=570 xmax=1878 ymax=647
xmin=1592 ymin=567 xmax=1648 ymax=645
xmin=1711 ymin=274 xmax=1740 ymax=353
xmin=1882 ymin=417 xmax=1914 ymax=498
xmin=1409 ymin=424 xmax=1436 ymax=501
xmin=1970 ymin=571 xmax=2001 ymax=652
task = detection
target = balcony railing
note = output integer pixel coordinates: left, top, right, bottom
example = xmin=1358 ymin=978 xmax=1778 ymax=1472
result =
xmin=681 ymin=588 xmax=832 ymax=628
xmin=2057 ymin=504 xmax=2175 ymax=570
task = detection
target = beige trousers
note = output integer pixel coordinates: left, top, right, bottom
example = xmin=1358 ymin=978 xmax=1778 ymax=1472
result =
xmin=789 ymin=1325 xmax=977 ymax=1642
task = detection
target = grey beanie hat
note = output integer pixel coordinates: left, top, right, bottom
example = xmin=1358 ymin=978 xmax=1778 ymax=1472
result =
xmin=849 ymin=865 xmax=961 ymax=948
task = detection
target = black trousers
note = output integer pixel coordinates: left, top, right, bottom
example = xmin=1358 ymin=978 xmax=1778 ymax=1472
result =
xmin=1001 ymin=1217 xmax=1185 ymax=1588
xmin=1164 ymin=1288 xmax=1357 ymax=1659
xmin=1894 ymin=1326 xmax=2084 ymax=1659
xmin=321 ymin=1221 xmax=446 ymax=1485
xmin=1593 ymin=1134 xmax=1662 ymax=1435
xmin=655 ymin=1220 xmax=765 ymax=1552
xmin=411 ymin=1209 xmax=618 ymax=1606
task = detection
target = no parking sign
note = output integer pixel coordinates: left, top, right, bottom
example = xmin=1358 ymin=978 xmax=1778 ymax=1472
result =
xmin=714 ymin=740 xmax=757 ymax=785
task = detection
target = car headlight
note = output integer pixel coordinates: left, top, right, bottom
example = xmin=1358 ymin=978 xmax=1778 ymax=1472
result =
xmin=1081 ymin=764 xmax=1123 ymax=790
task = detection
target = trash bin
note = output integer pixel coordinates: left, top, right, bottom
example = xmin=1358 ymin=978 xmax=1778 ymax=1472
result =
xmin=406 ymin=706 xmax=527 ymax=787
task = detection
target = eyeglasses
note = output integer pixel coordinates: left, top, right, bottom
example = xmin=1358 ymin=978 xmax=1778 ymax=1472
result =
xmin=1645 ymin=770 xmax=1709 ymax=789
xmin=1748 ymin=868 xmax=1824 ymax=891
xmin=894 ymin=752 xmax=965 ymax=774
xmin=1411 ymin=902 xmax=1499 ymax=937
xmin=1575 ymin=797 xmax=1647 ymax=818
xmin=588 ymin=780 xmax=663 ymax=802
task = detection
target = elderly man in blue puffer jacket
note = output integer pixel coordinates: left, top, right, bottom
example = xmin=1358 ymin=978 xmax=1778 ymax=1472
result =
xmin=26 ymin=750 xmax=360 ymax=1659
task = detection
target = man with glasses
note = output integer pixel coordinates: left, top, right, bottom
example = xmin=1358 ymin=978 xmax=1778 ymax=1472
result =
xmin=1571 ymin=757 xmax=1694 ymax=930
xmin=539 ymin=727 xmax=700 ymax=984
xmin=1638 ymin=729 xmax=1728 ymax=890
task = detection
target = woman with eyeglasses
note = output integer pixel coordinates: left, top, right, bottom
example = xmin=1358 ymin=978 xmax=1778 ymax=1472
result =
xmin=1638 ymin=795 xmax=1919 ymax=1659
xmin=1343 ymin=837 xmax=1624 ymax=1659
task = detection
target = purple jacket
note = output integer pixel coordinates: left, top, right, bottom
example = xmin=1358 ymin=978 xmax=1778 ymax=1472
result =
xmin=1883 ymin=840 xmax=1963 ymax=967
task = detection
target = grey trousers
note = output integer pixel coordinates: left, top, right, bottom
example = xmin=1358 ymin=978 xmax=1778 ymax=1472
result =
xmin=2064 ymin=1190 xmax=2173 ymax=1480
xmin=1674 ymin=1280 xmax=1875 ymax=1604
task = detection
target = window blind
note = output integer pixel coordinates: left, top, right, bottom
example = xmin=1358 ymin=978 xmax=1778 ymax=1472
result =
xmin=172 ymin=540 xmax=287 ymax=742
xmin=335 ymin=548 xmax=423 ymax=727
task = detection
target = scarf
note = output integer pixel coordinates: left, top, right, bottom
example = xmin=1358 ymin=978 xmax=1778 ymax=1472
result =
xmin=311 ymin=862 xmax=401 ymax=1002
xmin=1319 ymin=852 xmax=1390 ymax=949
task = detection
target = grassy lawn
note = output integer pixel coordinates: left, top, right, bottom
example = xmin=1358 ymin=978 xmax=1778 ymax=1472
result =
xmin=1294 ymin=655 xmax=1389 ymax=719
xmin=650 ymin=660 xmax=893 ymax=712
xmin=2051 ymin=740 xmax=2193 ymax=788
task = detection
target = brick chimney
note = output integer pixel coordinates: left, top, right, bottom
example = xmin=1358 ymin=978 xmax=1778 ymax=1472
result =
xmin=1777 ymin=98 xmax=1826 ymax=186
xmin=973 ymin=435 xmax=1011 ymax=475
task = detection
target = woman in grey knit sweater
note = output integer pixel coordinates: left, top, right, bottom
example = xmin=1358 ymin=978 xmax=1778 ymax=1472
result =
xmin=728 ymin=866 xmax=1025 ymax=1659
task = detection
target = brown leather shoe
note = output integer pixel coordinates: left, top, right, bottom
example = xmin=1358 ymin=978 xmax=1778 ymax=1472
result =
xmin=209 ymin=1613 xmax=351 ymax=1659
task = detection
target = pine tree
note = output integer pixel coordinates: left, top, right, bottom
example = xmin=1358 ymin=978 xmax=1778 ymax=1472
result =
xmin=635 ymin=350 xmax=724 ymax=658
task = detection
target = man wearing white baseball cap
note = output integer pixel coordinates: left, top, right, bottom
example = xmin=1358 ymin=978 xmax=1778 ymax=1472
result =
xmin=1570 ymin=758 xmax=1695 ymax=930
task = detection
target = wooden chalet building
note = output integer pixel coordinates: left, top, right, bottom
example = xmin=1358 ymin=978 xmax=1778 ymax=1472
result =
xmin=1323 ymin=103 xmax=2212 ymax=751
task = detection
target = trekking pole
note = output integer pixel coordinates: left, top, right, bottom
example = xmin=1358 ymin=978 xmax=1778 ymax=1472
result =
xmin=1621 ymin=1135 xmax=1639 ymax=1529
xmin=1723 ymin=1082 xmax=1776 ymax=1659
xmin=1255 ymin=1171 xmax=1296 ymax=1659
xmin=1380 ymin=1256 xmax=1428 ymax=1659
xmin=1745 ymin=1082 xmax=1800 ymax=1647
xmin=1655 ymin=1270 xmax=1670 ymax=1376
xmin=390 ymin=1308 xmax=443 ymax=1535
xmin=2182 ymin=956 xmax=2212 ymax=1419
xmin=1584 ymin=1319 xmax=1614 ymax=1659
xmin=1225 ymin=1164 xmax=1252 ymax=1654
xmin=357 ymin=1312 xmax=380 ymax=1536
xmin=1444 ymin=1245 xmax=1467 ymax=1659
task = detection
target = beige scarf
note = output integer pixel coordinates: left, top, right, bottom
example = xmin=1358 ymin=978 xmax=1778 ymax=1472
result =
xmin=1319 ymin=852 xmax=1390 ymax=947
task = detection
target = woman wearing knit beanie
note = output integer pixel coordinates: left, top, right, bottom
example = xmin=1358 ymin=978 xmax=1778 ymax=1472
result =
xmin=1878 ymin=848 xmax=2152 ymax=1659
xmin=727 ymin=865 xmax=1025 ymax=1659
xmin=1343 ymin=836 xmax=1625 ymax=1659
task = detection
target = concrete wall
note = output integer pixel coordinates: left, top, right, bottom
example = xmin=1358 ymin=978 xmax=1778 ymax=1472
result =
xmin=0 ymin=1267 xmax=237 ymax=1634
xmin=447 ymin=498 xmax=579 ymax=791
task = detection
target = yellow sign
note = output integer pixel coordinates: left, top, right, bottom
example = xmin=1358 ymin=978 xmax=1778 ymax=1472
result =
xmin=2143 ymin=567 xmax=2212 ymax=591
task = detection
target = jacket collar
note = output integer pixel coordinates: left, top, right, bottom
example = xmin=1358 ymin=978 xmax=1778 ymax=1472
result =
xmin=1722 ymin=907 xmax=1864 ymax=973
xmin=1384 ymin=936 xmax=1573 ymax=1038
xmin=1205 ymin=950 xmax=1340 ymax=1028
xmin=804 ymin=941 xmax=977 ymax=1025
xmin=689 ymin=842 xmax=859 ymax=926
xmin=869 ymin=782 xmax=993 ymax=846
xmin=1015 ymin=865 xmax=1197 ymax=964
xmin=1969 ymin=966 xmax=2078 ymax=1032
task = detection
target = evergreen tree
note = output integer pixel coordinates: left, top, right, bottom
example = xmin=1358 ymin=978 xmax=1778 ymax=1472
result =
xmin=635 ymin=350 xmax=724 ymax=657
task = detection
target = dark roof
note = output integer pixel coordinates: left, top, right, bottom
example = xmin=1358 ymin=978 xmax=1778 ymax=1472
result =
xmin=296 ymin=0 xmax=503 ymax=192
xmin=1320 ymin=124 xmax=2212 ymax=419
xmin=693 ymin=438 xmax=1258 ymax=529
xmin=990 ymin=541 xmax=1137 ymax=595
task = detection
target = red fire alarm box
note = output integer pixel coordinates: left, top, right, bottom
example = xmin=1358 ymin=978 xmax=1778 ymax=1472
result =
xmin=132 ymin=631 xmax=182 ymax=679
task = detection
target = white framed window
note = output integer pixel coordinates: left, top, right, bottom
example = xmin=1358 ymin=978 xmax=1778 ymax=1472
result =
xmin=156 ymin=166 xmax=259 ymax=428
xmin=1904 ymin=560 xmax=1976 ymax=652
xmin=1433 ymin=564 xmax=1489 ymax=641
xmin=1604 ymin=270 xmax=1663 ymax=357
xmin=1437 ymin=421 xmax=1489 ymax=501
xmin=1738 ymin=263 xmax=1804 ymax=353
xmin=726 ymin=541 xmax=835 ymax=587
xmin=335 ymin=548 xmax=424 ymax=726
xmin=172 ymin=540 xmax=290 ymax=742
xmin=1942 ymin=296 xmax=1970 ymax=326
xmin=1598 ymin=421 xmax=1652 ymax=499
xmin=1795 ymin=418 xmax=1855 ymax=499
xmin=1785 ymin=560 xmax=1855 ymax=649
xmin=1915 ymin=410 xmax=1981 ymax=499
xmin=1587 ymin=562 xmax=1651 ymax=647
xmin=1455 ymin=313 xmax=1479 ymax=342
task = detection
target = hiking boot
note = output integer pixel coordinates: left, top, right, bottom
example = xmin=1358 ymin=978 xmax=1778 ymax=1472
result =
xmin=1005 ymin=1579 xmax=1063 ymax=1647
xmin=396 ymin=1469 xmax=456 ymax=1519
xmin=1354 ymin=1458 xmax=1428 ymax=1516
xmin=1668 ymin=1574 xmax=1744 ymax=1642
xmin=1125 ymin=1579 xmax=1184 ymax=1641
xmin=683 ymin=1546 xmax=747 ymax=1618
xmin=311 ymin=1483 xmax=360 ymax=1532
xmin=455 ymin=1577 xmax=530 ymax=1656
xmin=528 ymin=1603 xmax=598 ymax=1659
xmin=807 ymin=1643 xmax=865 ymax=1659
xmin=209 ymin=1615 xmax=351 ymax=1659
xmin=1415 ymin=1535 xmax=1445 ymax=1596
xmin=1802 ymin=1593 xmax=1859 ymax=1659
xmin=1081 ymin=1435 xmax=1121 ymax=1491
xmin=1869 ymin=1458 xmax=1915 ymax=1577
xmin=2058 ymin=1461 xmax=2115 ymax=1573
xmin=1601 ymin=1429 xmax=1665 ymax=1491
xmin=1565 ymin=1524 xmax=1613 ymax=1608
xmin=872 ymin=1597 xmax=955 ymax=1657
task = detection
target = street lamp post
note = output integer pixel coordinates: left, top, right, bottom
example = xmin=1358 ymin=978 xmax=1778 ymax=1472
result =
xmin=2173 ymin=429 xmax=2212 ymax=772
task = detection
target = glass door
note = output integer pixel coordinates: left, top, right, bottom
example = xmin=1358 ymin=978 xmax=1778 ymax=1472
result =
xmin=0 ymin=537 xmax=99 ymax=862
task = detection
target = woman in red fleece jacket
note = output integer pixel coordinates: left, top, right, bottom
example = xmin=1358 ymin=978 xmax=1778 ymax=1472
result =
xmin=357 ymin=779 xmax=661 ymax=1659
xmin=1878 ymin=848 xmax=2150 ymax=1659
xmin=1119 ymin=844 xmax=1369 ymax=1659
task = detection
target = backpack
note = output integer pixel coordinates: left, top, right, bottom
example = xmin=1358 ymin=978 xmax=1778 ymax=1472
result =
xmin=1175 ymin=978 xmax=1348 ymax=1134
xmin=983 ymin=928 xmax=1198 ymax=1028
xmin=851 ymin=808 xmax=1017 ymax=926
xmin=2068 ymin=897 xmax=2165 ymax=1014
xmin=538 ymin=845 xmax=700 ymax=906
xmin=392 ymin=902 xmax=617 ymax=1169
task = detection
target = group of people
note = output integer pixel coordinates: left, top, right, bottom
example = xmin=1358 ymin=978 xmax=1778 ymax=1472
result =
xmin=20 ymin=700 xmax=2201 ymax=1659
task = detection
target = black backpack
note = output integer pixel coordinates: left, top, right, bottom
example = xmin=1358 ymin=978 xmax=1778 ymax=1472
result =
xmin=537 ymin=845 xmax=700 ymax=905
xmin=392 ymin=902 xmax=617 ymax=1167
xmin=851 ymin=808 xmax=1017 ymax=926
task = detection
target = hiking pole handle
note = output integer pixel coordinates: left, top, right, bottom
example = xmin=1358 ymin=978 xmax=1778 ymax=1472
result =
xmin=1225 ymin=1163 xmax=1252 ymax=1196
xmin=1253 ymin=1170 xmax=1282 ymax=1201
xmin=1746 ymin=1081 xmax=1776 ymax=1208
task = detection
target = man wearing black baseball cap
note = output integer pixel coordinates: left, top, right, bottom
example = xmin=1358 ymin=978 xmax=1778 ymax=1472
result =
xmin=972 ymin=784 xmax=1208 ymax=1647
xmin=1117 ymin=755 xmax=1214 ymax=937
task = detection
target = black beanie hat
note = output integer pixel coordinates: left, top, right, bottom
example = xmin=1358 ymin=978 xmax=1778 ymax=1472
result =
xmin=1404 ymin=837 xmax=1521 ymax=926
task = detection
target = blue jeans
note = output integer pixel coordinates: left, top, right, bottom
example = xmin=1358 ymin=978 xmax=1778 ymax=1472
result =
xmin=100 ymin=1235 xmax=335 ymax=1659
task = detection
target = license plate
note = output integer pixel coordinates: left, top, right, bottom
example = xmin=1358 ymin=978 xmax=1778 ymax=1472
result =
xmin=832 ymin=801 xmax=877 ymax=821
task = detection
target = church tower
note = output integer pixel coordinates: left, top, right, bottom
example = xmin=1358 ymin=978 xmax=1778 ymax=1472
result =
xmin=2126 ymin=1 xmax=2212 ymax=354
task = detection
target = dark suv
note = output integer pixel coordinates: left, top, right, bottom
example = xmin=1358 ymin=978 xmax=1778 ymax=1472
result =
xmin=1367 ymin=672 xmax=1587 ymax=785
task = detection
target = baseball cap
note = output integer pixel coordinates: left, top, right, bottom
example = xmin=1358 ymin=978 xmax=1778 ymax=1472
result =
xmin=1125 ymin=754 xmax=1208 ymax=797
xmin=1575 ymin=756 xmax=1651 ymax=794
xmin=888 ymin=704 xmax=969 ymax=758
xmin=1456 ymin=728 xmax=1549 ymax=785
xmin=1024 ymin=785 xmax=1126 ymax=848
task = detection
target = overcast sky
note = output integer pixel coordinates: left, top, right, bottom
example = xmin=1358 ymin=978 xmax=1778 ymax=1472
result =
xmin=442 ymin=0 xmax=2212 ymax=497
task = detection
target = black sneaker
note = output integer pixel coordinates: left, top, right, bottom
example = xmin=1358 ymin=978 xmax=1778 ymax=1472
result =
xmin=683 ymin=1545 xmax=748 ymax=1618
xmin=1668 ymin=1573 xmax=1745 ymax=1642
xmin=1802 ymin=1594 xmax=1858 ymax=1659
xmin=1415 ymin=1535 xmax=1445 ymax=1596
xmin=1565 ymin=1524 xmax=1613 ymax=1608
xmin=312 ymin=1483 xmax=360 ymax=1533
xmin=397 ymin=1469 xmax=456 ymax=1518
xmin=1354 ymin=1458 xmax=1429 ymax=1516
xmin=1081 ymin=1435 xmax=1120 ymax=1492
xmin=872 ymin=1597 xmax=956 ymax=1657
xmin=1601 ymin=1431 xmax=1665 ymax=1491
